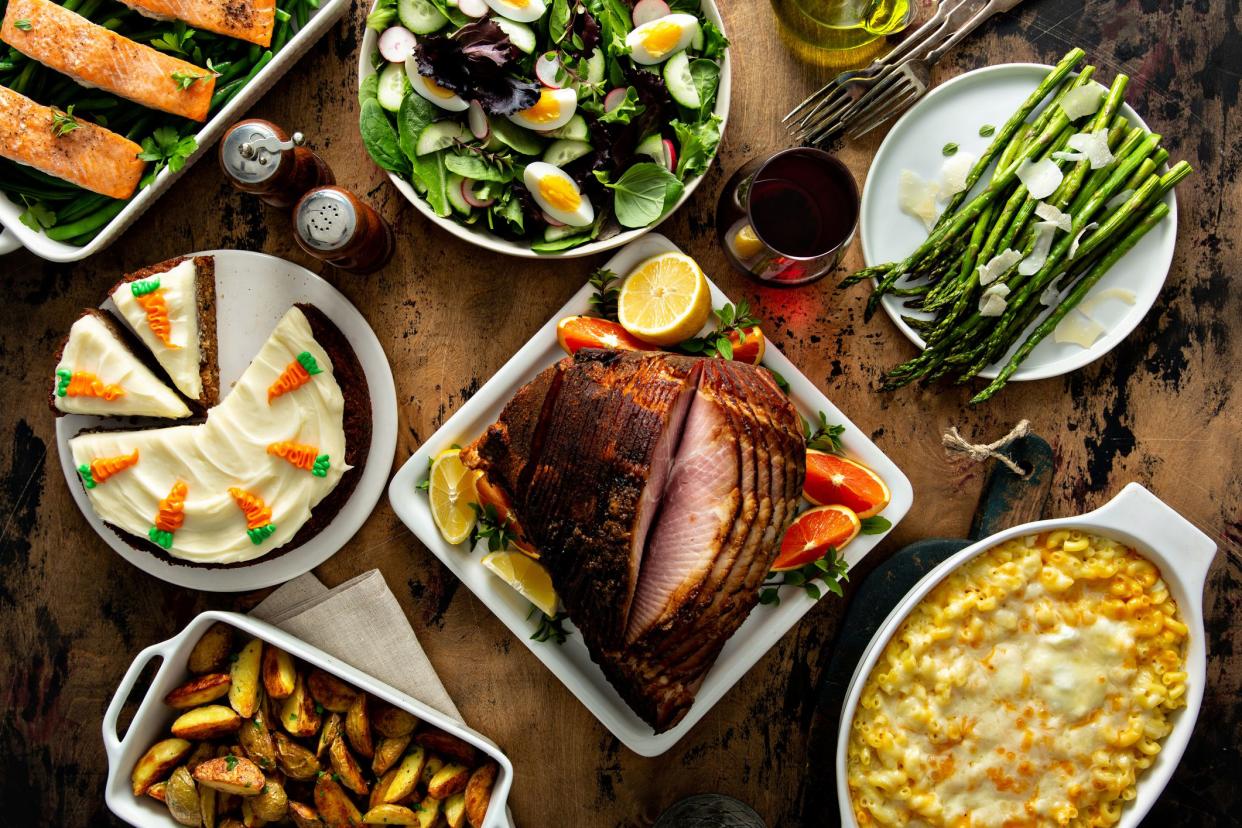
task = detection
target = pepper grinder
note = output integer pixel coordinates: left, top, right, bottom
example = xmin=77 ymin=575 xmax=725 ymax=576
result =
xmin=218 ymin=119 xmax=335 ymax=209
xmin=292 ymin=186 xmax=395 ymax=275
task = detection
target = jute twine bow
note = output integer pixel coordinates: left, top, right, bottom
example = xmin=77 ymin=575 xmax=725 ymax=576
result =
xmin=942 ymin=420 xmax=1032 ymax=477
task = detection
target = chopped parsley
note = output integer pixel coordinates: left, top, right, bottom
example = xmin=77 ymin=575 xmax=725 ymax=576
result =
xmin=170 ymin=69 xmax=209 ymax=90
xmin=50 ymin=106 xmax=79 ymax=137
xmin=225 ymin=755 xmax=238 ymax=771
xmin=14 ymin=19 xmax=32 ymax=30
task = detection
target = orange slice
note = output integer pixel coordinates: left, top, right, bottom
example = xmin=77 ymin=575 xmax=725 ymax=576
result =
xmin=726 ymin=325 xmax=765 ymax=365
xmin=803 ymin=451 xmax=891 ymax=518
xmin=555 ymin=316 xmax=658 ymax=356
xmin=474 ymin=473 xmax=539 ymax=558
xmin=773 ymin=504 xmax=861 ymax=571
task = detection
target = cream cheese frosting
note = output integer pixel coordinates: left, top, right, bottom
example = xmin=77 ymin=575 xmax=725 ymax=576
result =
xmin=54 ymin=313 xmax=192 ymax=418
xmin=69 ymin=307 xmax=351 ymax=565
xmin=110 ymin=259 xmax=204 ymax=401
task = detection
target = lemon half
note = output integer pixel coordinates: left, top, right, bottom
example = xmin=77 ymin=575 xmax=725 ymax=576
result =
xmin=617 ymin=252 xmax=712 ymax=345
xmin=481 ymin=550 xmax=559 ymax=616
xmin=429 ymin=448 xmax=479 ymax=545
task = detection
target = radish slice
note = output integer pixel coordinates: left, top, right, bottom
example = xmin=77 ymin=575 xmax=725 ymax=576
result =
xmin=535 ymin=53 xmax=564 ymax=89
xmin=603 ymin=87 xmax=628 ymax=113
xmin=541 ymin=210 xmax=567 ymax=227
xmin=632 ymin=0 xmax=670 ymax=26
xmin=467 ymin=101 xmax=490 ymax=140
xmin=462 ymin=179 xmax=494 ymax=208
xmin=378 ymin=26 xmax=417 ymax=62
xmin=457 ymin=0 xmax=488 ymax=17
xmin=661 ymin=138 xmax=677 ymax=172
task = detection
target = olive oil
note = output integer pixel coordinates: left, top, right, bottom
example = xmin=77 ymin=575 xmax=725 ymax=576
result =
xmin=772 ymin=0 xmax=912 ymax=63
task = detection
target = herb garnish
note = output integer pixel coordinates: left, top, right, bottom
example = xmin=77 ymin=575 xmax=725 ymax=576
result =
xmin=469 ymin=502 xmax=517 ymax=552
xmin=679 ymin=301 xmax=761 ymax=360
xmin=171 ymin=69 xmax=209 ymax=90
xmin=150 ymin=22 xmax=197 ymax=57
xmin=137 ymin=126 xmax=198 ymax=187
xmin=18 ymin=198 xmax=55 ymax=232
xmin=528 ymin=607 xmax=571 ymax=644
xmin=14 ymin=18 xmax=32 ymax=30
xmin=225 ymin=755 xmax=238 ymax=771
xmin=587 ymin=268 xmax=620 ymax=322
xmin=942 ymin=142 xmax=959 ymax=156
xmin=50 ymin=106 xmax=79 ymax=137
xmin=859 ymin=515 xmax=892 ymax=535
xmin=804 ymin=411 xmax=845 ymax=453
xmin=759 ymin=544 xmax=849 ymax=606
xmin=979 ymin=124 xmax=996 ymax=137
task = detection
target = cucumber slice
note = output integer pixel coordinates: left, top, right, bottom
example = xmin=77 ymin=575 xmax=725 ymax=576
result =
xmin=543 ymin=139 xmax=593 ymax=167
xmin=663 ymin=52 xmax=699 ymax=109
xmin=397 ymin=0 xmax=448 ymax=34
xmin=446 ymin=172 xmax=471 ymax=214
xmin=494 ymin=18 xmax=536 ymax=53
xmin=546 ymin=114 xmax=589 ymax=142
xmin=490 ymin=117 xmax=544 ymax=155
xmin=544 ymin=223 xmax=578 ymax=241
xmin=691 ymin=24 xmax=704 ymax=51
xmin=635 ymin=132 xmax=664 ymax=164
xmin=376 ymin=63 xmax=407 ymax=112
xmin=585 ymin=48 xmax=605 ymax=85
xmin=416 ymin=121 xmax=471 ymax=155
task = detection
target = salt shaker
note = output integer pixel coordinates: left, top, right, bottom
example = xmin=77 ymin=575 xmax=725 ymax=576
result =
xmin=292 ymin=186 xmax=395 ymax=275
xmin=219 ymin=119 xmax=334 ymax=209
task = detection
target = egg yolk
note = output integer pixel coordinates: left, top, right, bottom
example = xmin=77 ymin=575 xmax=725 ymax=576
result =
xmin=640 ymin=21 xmax=682 ymax=56
xmin=538 ymin=176 xmax=581 ymax=212
xmin=424 ymin=77 xmax=456 ymax=99
xmin=510 ymin=0 xmax=529 ymax=5
xmin=523 ymin=89 xmax=563 ymax=123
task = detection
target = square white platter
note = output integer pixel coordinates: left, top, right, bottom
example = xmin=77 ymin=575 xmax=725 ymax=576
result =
xmin=388 ymin=233 xmax=914 ymax=756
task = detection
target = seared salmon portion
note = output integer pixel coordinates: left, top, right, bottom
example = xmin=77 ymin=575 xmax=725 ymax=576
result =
xmin=117 ymin=0 xmax=276 ymax=46
xmin=1 ymin=0 xmax=216 ymax=122
xmin=0 ymin=85 xmax=143 ymax=199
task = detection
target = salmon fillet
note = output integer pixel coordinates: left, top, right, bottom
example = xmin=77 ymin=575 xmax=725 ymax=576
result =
xmin=0 ymin=84 xmax=143 ymax=199
xmin=1 ymin=0 xmax=216 ymax=122
xmin=117 ymin=0 xmax=276 ymax=47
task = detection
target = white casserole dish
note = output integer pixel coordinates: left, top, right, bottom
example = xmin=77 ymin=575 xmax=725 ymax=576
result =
xmin=0 ymin=0 xmax=350 ymax=263
xmin=103 ymin=610 xmax=514 ymax=828
xmin=834 ymin=482 xmax=1217 ymax=827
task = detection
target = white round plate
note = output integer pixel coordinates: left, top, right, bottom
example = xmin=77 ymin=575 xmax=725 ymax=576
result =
xmin=55 ymin=250 xmax=398 ymax=592
xmin=356 ymin=1 xmax=731 ymax=259
xmin=860 ymin=63 xmax=1178 ymax=381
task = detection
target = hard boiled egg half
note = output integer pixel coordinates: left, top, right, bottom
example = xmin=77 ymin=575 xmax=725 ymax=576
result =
xmin=509 ymin=87 xmax=577 ymax=131
xmin=405 ymin=56 xmax=469 ymax=111
xmin=626 ymin=13 xmax=699 ymax=65
xmin=484 ymin=0 xmax=546 ymax=23
xmin=524 ymin=162 xmax=594 ymax=227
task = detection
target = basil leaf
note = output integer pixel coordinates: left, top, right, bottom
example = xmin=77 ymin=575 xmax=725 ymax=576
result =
xmin=689 ymin=58 xmax=719 ymax=118
xmin=598 ymin=162 xmax=684 ymax=228
xmin=443 ymin=152 xmax=513 ymax=182
xmin=360 ymin=98 xmax=409 ymax=176
xmin=358 ymin=73 xmax=379 ymax=106
xmin=493 ymin=192 xmax=525 ymax=233
xmin=415 ymin=151 xmax=452 ymax=217
xmin=549 ymin=0 xmax=571 ymax=44
xmin=672 ymin=114 xmax=722 ymax=179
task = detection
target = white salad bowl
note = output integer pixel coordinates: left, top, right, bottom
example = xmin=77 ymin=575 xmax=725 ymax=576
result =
xmin=103 ymin=610 xmax=514 ymax=828
xmin=834 ymin=482 xmax=1217 ymax=828
xmin=356 ymin=1 xmax=731 ymax=259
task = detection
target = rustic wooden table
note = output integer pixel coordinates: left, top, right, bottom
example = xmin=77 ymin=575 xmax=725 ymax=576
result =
xmin=1 ymin=0 xmax=1238 ymax=825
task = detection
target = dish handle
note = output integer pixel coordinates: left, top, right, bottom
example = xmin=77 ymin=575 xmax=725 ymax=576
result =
xmin=1085 ymin=482 xmax=1218 ymax=591
xmin=0 ymin=227 xmax=25 ymax=256
xmin=102 ymin=637 xmax=177 ymax=762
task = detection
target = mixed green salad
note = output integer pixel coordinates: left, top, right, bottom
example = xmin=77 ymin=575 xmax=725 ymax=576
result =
xmin=360 ymin=0 xmax=728 ymax=253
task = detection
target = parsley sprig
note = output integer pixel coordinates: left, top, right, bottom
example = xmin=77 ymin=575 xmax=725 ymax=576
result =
xmin=150 ymin=22 xmax=197 ymax=57
xmin=18 ymin=198 xmax=55 ymax=232
xmin=759 ymin=545 xmax=849 ymax=606
xmin=469 ymin=502 xmax=517 ymax=552
xmin=679 ymin=301 xmax=762 ymax=360
xmin=50 ymin=105 xmax=79 ymax=137
xmin=528 ymin=607 xmax=571 ymax=644
xmin=804 ymin=411 xmax=845 ymax=453
xmin=171 ymin=69 xmax=210 ymax=90
xmin=587 ymin=268 xmax=620 ymax=322
xmin=137 ymin=126 xmax=198 ymax=187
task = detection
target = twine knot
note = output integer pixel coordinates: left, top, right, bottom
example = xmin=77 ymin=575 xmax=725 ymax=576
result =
xmin=942 ymin=420 xmax=1031 ymax=477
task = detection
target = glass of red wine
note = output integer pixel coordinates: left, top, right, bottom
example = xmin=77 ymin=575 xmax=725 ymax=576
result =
xmin=716 ymin=147 xmax=859 ymax=286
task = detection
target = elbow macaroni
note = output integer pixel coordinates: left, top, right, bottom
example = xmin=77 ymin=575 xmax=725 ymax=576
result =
xmin=847 ymin=532 xmax=1187 ymax=828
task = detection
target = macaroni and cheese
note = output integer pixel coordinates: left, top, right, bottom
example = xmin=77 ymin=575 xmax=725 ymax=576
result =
xmin=846 ymin=531 xmax=1187 ymax=827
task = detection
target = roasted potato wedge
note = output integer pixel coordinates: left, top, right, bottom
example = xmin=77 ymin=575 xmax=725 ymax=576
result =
xmin=288 ymin=801 xmax=327 ymax=828
xmin=201 ymin=786 xmax=218 ymax=828
xmin=189 ymin=623 xmax=234 ymax=674
xmin=362 ymin=803 xmax=420 ymax=825
xmin=147 ymin=781 xmax=168 ymax=803
xmin=229 ymin=638 xmax=263 ymax=718
xmin=218 ymin=792 xmax=241 ymax=816
xmin=192 ymin=755 xmax=266 ymax=796
xmin=371 ymin=703 xmax=418 ymax=739
xmin=427 ymin=763 xmax=469 ymax=800
xmin=187 ymin=742 xmax=216 ymax=772
xmin=345 ymin=693 xmax=374 ymax=758
xmin=464 ymin=763 xmax=496 ymax=828
xmin=413 ymin=730 xmax=477 ymax=766
xmin=273 ymin=732 xmax=321 ymax=781
xmin=383 ymin=747 xmax=426 ymax=805
xmin=317 ymin=712 xmax=343 ymax=762
xmin=371 ymin=734 xmax=410 ymax=777
xmin=280 ymin=673 xmax=322 ymax=738
xmin=172 ymin=704 xmax=243 ymax=740
xmin=165 ymin=766 xmax=202 ymax=827
xmin=420 ymin=757 xmax=443 ymax=788
xmin=165 ymin=672 xmax=232 ymax=708
xmin=261 ymin=647 xmax=296 ymax=700
xmin=220 ymin=820 xmax=246 ymax=828
xmin=443 ymin=793 xmax=466 ymax=828
xmin=330 ymin=735 xmax=370 ymax=796
xmin=314 ymin=773 xmax=363 ymax=828
xmin=132 ymin=738 xmax=193 ymax=796
xmin=307 ymin=669 xmax=357 ymax=713
xmin=414 ymin=796 xmax=441 ymax=828
xmin=369 ymin=768 xmax=399 ymax=811
xmin=240 ymin=797 xmax=265 ymax=827
xmin=239 ymin=706 xmax=278 ymax=772
xmin=251 ymin=778 xmax=289 ymax=821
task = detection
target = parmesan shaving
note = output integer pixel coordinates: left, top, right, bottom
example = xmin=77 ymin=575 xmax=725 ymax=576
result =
xmin=1016 ymin=158 xmax=1063 ymax=199
xmin=1106 ymin=188 xmax=1135 ymax=211
xmin=1054 ymin=309 xmax=1106 ymax=347
xmin=1034 ymin=201 xmax=1072 ymax=232
xmin=979 ymin=283 xmax=1010 ymax=316
xmin=1079 ymin=287 xmax=1137 ymax=317
xmin=1019 ymin=221 xmax=1060 ymax=275
xmin=1060 ymin=85 xmax=1106 ymax=121
xmin=1052 ymin=149 xmax=1086 ymax=163
xmin=898 ymin=169 xmax=940 ymax=230
xmin=1069 ymin=221 xmax=1098 ymax=258
xmin=938 ymin=151 xmax=978 ymax=197
xmin=1040 ymin=286 xmax=1062 ymax=307
xmin=1066 ymin=128 xmax=1114 ymax=169
xmin=977 ymin=248 xmax=1024 ymax=286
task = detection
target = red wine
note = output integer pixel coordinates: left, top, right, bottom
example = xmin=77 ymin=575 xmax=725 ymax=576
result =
xmin=749 ymin=150 xmax=858 ymax=258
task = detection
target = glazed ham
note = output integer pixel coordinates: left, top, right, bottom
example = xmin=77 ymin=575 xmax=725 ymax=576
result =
xmin=462 ymin=350 xmax=805 ymax=732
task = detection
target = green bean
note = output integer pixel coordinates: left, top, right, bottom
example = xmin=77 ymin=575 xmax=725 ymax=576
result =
xmin=46 ymin=201 xmax=126 ymax=241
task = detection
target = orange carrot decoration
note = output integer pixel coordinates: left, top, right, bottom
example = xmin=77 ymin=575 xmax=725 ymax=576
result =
xmin=267 ymin=440 xmax=331 ymax=477
xmin=77 ymin=449 xmax=139 ymax=489
xmin=134 ymin=292 xmax=177 ymax=348
xmin=56 ymin=369 xmax=125 ymax=401
xmin=229 ymin=487 xmax=277 ymax=545
xmin=267 ymin=351 xmax=323 ymax=404
xmin=149 ymin=481 xmax=188 ymax=549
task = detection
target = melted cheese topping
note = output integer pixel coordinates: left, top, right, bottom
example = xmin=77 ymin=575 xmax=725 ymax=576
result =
xmin=111 ymin=259 xmax=204 ymax=400
xmin=847 ymin=532 xmax=1188 ymax=828
xmin=68 ymin=307 xmax=349 ymax=564
xmin=54 ymin=313 xmax=191 ymax=418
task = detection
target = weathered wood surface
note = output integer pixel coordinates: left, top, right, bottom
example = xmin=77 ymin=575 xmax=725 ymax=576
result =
xmin=1 ymin=0 xmax=1239 ymax=824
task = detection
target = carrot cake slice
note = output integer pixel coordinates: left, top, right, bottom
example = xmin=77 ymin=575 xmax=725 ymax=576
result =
xmin=110 ymin=255 xmax=219 ymax=410
xmin=51 ymin=310 xmax=191 ymax=418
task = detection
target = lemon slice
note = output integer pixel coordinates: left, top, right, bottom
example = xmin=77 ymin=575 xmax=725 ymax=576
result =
xmin=481 ymin=550 xmax=559 ymax=616
xmin=732 ymin=224 xmax=766 ymax=259
xmin=617 ymin=252 xmax=712 ymax=345
xmin=429 ymin=448 xmax=479 ymax=545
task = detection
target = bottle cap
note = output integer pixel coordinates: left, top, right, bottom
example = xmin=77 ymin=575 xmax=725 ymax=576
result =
xmin=295 ymin=188 xmax=356 ymax=252
xmin=221 ymin=122 xmax=302 ymax=185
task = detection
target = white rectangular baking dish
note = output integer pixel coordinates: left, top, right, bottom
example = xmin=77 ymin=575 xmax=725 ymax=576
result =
xmin=834 ymin=482 xmax=1217 ymax=827
xmin=103 ymin=610 xmax=514 ymax=828
xmin=0 ymin=0 xmax=348 ymax=263
xmin=387 ymin=233 xmax=915 ymax=757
